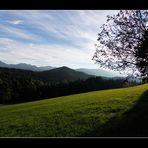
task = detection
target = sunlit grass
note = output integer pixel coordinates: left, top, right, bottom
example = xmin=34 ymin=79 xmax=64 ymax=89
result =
xmin=0 ymin=84 xmax=147 ymax=137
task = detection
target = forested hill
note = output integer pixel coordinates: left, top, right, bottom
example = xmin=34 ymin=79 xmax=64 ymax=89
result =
xmin=41 ymin=66 xmax=91 ymax=82
xmin=0 ymin=66 xmax=91 ymax=82
xmin=0 ymin=67 xmax=126 ymax=104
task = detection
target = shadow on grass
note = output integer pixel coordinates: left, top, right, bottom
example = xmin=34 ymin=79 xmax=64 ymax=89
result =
xmin=84 ymin=90 xmax=148 ymax=137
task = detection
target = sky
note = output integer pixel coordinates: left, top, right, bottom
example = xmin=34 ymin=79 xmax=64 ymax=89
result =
xmin=0 ymin=10 xmax=120 ymax=70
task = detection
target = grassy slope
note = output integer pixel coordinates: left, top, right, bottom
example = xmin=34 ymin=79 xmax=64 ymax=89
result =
xmin=0 ymin=84 xmax=148 ymax=137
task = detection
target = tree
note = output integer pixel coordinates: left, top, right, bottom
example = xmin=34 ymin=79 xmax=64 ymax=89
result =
xmin=92 ymin=10 xmax=148 ymax=81
xmin=0 ymin=79 xmax=12 ymax=104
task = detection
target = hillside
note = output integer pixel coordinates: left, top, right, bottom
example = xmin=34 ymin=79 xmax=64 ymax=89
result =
xmin=0 ymin=66 xmax=91 ymax=82
xmin=41 ymin=66 xmax=91 ymax=82
xmin=0 ymin=67 xmax=125 ymax=104
xmin=0 ymin=84 xmax=147 ymax=137
xmin=0 ymin=61 xmax=124 ymax=78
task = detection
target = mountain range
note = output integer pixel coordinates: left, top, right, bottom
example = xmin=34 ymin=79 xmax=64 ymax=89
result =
xmin=0 ymin=61 xmax=122 ymax=78
xmin=76 ymin=68 xmax=121 ymax=78
xmin=0 ymin=66 xmax=91 ymax=83
xmin=0 ymin=61 xmax=141 ymax=86
xmin=0 ymin=61 xmax=54 ymax=71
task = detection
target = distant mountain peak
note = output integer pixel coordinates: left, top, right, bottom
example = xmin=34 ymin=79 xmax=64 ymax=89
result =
xmin=58 ymin=66 xmax=72 ymax=69
xmin=61 ymin=66 xmax=69 ymax=68
xmin=76 ymin=68 xmax=123 ymax=78
xmin=0 ymin=61 xmax=5 ymax=64
xmin=59 ymin=66 xmax=73 ymax=70
xmin=0 ymin=61 xmax=54 ymax=71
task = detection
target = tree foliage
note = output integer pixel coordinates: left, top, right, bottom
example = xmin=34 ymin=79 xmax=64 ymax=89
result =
xmin=93 ymin=10 xmax=148 ymax=79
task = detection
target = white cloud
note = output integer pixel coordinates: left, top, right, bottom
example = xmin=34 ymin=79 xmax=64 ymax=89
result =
xmin=6 ymin=10 xmax=119 ymax=43
xmin=8 ymin=20 xmax=23 ymax=25
xmin=0 ymin=10 xmax=120 ymax=70
xmin=0 ymin=38 xmax=98 ymax=68
xmin=0 ymin=24 xmax=43 ymax=42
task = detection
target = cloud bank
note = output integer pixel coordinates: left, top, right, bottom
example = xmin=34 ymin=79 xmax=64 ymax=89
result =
xmin=0 ymin=10 xmax=119 ymax=69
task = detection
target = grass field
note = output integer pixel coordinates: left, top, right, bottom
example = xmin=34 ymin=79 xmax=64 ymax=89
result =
xmin=0 ymin=84 xmax=148 ymax=137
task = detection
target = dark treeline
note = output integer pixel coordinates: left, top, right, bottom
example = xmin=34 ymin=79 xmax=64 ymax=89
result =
xmin=0 ymin=68 xmax=134 ymax=104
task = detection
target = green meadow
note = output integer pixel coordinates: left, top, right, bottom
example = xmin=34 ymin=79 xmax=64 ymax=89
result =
xmin=0 ymin=84 xmax=148 ymax=137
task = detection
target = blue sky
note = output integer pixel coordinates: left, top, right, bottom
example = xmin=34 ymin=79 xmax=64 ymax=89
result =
xmin=0 ymin=10 xmax=120 ymax=70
